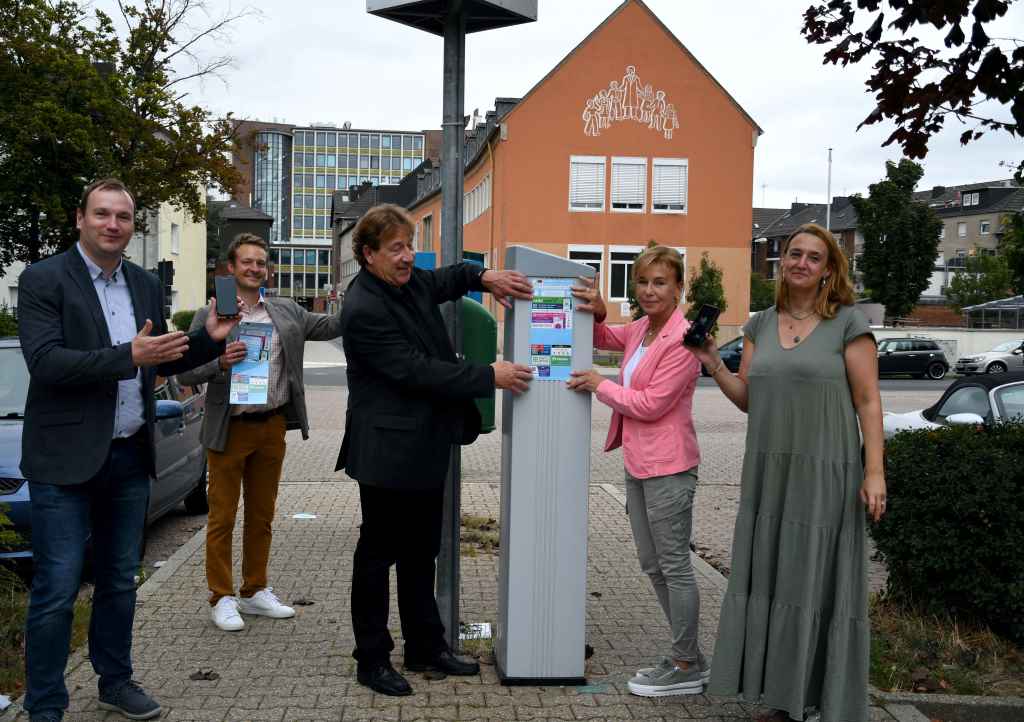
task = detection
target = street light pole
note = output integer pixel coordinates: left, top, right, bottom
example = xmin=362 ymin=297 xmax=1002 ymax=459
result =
xmin=825 ymin=147 xmax=833 ymax=231
xmin=437 ymin=0 xmax=466 ymax=651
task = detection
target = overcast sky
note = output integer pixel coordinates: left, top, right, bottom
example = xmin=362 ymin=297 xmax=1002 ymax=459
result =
xmin=103 ymin=0 xmax=1023 ymax=208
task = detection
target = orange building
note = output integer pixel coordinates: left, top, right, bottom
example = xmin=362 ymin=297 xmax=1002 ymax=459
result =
xmin=406 ymin=0 xmax=761 ymax=333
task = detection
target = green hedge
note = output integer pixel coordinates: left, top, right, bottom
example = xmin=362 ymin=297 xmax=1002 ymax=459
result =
xmin=171 ymin=309 xmax=196 ymax=332
xmin=872 ymin=422 xmax=1024 ymax=643
xmin=0 ymin=304 xmax=16 ymax=337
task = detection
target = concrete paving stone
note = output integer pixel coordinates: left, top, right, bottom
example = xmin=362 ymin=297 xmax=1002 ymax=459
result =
xmin=221 ymin=707 xmax=286 ymax=721
xmin=513 ymin=704 xmax=575 ymax=720
xmin=163 ymin=709 xmax=229 ymax=721
xmin=286 ymin=713 xmax=344 ymax=722
xmin=341 ymin=703 xmax=403 ymax=721
xmin=571 ymin=703 xmax=633 ymax=719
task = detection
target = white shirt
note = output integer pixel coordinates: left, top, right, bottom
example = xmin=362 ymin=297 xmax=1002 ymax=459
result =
xmin=77 ymin=243 xmax=145 ymax=439
xmin=622 ymin=343 xmax=648 ymax=389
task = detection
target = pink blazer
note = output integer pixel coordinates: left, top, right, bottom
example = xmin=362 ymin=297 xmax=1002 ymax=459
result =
xmin=594 ymin=309 xmax=701 ymax=479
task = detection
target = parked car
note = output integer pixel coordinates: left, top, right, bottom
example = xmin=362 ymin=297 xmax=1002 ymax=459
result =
xmin=955 ymin=338 xmax=1024 ymax=375
xmin=701 ymin=336 xmax=743 ymax=376
xmin=876 ymin=337 xmax=949 ymax=379
xmin=882 ymin=370 xmax=1024 ymax=440
xmin=0 ymin=337 xmax=209 ymax=567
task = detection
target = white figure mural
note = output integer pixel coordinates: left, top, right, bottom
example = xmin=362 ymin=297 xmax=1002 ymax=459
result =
xmin=583 ymin=65 xmax=678 ymax=139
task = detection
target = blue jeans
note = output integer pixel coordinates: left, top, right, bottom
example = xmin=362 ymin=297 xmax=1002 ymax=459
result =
xmin=24 ymin=436 xmax=151 ymax=715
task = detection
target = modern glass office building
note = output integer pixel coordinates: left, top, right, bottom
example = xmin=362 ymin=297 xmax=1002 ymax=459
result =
xmin=236 ymin=121 xmax=429 ymax=306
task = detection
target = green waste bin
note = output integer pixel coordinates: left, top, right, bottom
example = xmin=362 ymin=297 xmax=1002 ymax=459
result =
xmin=462 ymin=296 xmax=496 ymax=433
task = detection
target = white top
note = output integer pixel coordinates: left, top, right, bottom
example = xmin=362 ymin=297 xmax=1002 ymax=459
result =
xmin=622 ymin=343 xmax=648 ymax=389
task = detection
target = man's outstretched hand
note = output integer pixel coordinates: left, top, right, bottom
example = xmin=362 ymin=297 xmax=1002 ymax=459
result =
xmin=492 ymin=361 xmax=533 ymax=394
xmin=481 ymin=270 xmax=533 ymax=309
xmin=204 ymin=297 xmax=243 ymax=342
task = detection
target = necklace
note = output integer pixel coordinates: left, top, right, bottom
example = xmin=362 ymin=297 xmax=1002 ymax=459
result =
xmin=644 ymin=321 xmax=665 ymax=342
xmin=784 ymin=308 xmax=817 ymax=345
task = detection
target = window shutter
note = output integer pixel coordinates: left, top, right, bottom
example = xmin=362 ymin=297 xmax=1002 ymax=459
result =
xmin=569 ymin=157 xmax=605 ymax=210
xmin=611 ymin=158 xmax=646 ymax=210
xmin=652 ymin=160 xmax=688 ymax=212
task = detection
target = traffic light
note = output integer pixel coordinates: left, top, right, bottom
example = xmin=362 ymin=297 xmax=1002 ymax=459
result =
xmin=156 ymin=260 xmax=174 ymax=319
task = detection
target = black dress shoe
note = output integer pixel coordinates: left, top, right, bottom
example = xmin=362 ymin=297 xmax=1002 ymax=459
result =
xmin=405 ymin=649 xmax=480 ymax=676
xmin=356 ymin=662 xmax=414 ymax=696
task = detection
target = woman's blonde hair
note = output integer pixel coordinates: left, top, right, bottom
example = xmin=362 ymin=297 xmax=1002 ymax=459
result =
xmin=632 ymin=245 xmax=685 ymax=286
xmin=775 ymin=223 xmax=855 ymax=319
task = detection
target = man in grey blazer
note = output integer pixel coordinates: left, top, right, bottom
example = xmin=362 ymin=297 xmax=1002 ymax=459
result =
xmin=18 ymin=178 xmax=240 ymax=722
xmin=177 ymin=233 xmax=342 ymax=631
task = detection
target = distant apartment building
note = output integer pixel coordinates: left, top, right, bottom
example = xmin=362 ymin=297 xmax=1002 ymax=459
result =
xmin=231 ymin=120 xmax=439 ymax=307
xmin=914 ymin=178 xmax=1023 ymax=299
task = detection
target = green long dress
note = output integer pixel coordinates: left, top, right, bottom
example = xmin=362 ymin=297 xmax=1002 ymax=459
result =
xmin=707 ymin=305 xmax=874 ymax=722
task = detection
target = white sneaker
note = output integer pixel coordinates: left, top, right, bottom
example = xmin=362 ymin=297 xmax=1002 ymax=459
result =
xmin=211 ymin=596 xmax=244 ymax=631
xmin=237 ymin=588 xmax=295 ymax=619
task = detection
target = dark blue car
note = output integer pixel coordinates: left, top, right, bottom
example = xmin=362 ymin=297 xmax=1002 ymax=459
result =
xmin=0 ymin=337 xmax=209 ymax=567
xmin=701 ymin=336 xmax=744 ymax=376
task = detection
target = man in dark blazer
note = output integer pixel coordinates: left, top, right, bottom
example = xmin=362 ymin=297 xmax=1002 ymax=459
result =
xmin=337 ymin=204 xmax=533 ymax=696
xmin=17 ymin=178 xmax=239 ymax=722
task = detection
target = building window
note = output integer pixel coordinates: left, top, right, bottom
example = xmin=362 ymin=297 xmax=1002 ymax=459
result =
xmin=611 ymin=157 xmax=646 ymax=212
xmin=652 ymin=158 xmax=688 ymax=213
xmin=939 ymin=225 xmax=945 ymax=240
xmin=963 ymin=191 xmax=980 ymax=207
xmin=280 ymin=249 xmax=291 ymax=265
xmin=608 ymin=247 xmax=645 ymax=300
xmin=568 ymin=245 xmax=603 ymax=280
xmin=316 ymin=132 xmax=326 ymax=146
xmin=569 ymin=156 xmax=605 ymax=212
xmin=170 ymin=223 xmax=180 ymax=255
xmin=422 ymin=214 xmax=433 ymax=252
xmin=980 ymin=220 xmax=991 ymax=235
xmin=957 ymin=222 xmax=967 ymax=238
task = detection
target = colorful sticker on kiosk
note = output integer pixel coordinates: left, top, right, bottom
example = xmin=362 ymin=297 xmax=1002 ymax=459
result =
xmin=528 ymin=278 xmax=574 ymax=381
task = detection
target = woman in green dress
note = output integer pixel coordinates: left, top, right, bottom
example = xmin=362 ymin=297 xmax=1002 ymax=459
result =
xmin=692 ymin=223 xmax=886 ymax=722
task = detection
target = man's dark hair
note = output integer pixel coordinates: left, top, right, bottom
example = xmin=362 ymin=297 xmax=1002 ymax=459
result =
xmin=226 ymin=233 xmax=268 ymax=263
xmin=79 ymin=178 xmax=136 ymax=213
xmin=352 ymin=204 xmax=414 ymax=268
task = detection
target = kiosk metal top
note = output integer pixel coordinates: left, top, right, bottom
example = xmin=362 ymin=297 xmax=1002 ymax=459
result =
xmin=366 ymin=0 xmax=537 ymax=35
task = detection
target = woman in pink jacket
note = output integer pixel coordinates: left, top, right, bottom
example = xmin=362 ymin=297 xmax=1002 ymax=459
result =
xmin=568 ymin=246 xmax=705 ymax=698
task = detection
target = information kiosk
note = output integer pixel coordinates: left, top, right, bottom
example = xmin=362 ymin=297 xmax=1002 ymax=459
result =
xmin=496 ymin=246 xmax=595 ymax=685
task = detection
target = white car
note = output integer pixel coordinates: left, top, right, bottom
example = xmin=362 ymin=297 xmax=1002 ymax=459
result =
xmin=954 ymin=338 xmax=1024 ymax=375
xmin=883 ymin=371 xmax=1024 ymax=440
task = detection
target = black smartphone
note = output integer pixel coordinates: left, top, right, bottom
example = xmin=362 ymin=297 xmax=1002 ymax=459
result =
xmin=214 ymin=275 xmax=238 ymax=317
xmin=683 ymin=304 xmax=720 ymax=347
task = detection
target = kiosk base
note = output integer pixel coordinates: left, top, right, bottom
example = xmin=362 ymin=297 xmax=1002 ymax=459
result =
xmin=496 ymin=660 xmax=586 ymax=687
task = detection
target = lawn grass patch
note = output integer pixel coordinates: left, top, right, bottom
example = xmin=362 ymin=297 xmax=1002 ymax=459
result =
xmin=870 ymin=594 xmax=1024 ymax=696
xmin=0 ymin=578 xmax=92 ymax=699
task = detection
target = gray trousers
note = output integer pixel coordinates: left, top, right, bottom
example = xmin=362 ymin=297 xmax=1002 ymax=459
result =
xmin=625 ymin=468 xmax=701 ymax=663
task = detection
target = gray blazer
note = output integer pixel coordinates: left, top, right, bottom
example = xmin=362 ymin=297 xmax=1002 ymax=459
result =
xmin=177 ymin=297 xmax=342 ymax=452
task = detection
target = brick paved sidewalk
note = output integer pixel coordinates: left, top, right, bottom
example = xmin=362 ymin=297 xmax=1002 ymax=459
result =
xmin=11 ymin=480 xmax=902 ymax=721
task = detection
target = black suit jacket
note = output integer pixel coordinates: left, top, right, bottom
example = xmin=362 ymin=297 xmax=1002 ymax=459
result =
xmin=18 ymin=248 xmax=223 ymax=485
xmin=336 ymin=264 xmax=495 ymax=490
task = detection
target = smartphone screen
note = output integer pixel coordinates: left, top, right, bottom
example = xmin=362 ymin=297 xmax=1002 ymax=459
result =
xmin=683 ymin=304 xmax=720 ymax=347
xmin=214 ymin=275 xmax=238 ymax=316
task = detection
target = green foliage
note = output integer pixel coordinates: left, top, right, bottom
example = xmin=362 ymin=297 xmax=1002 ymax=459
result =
xmin=749 ymin=272 xmax=775 ymax=312
xmin=626 ymin=240 xmax=658 ymax=320
xmin=0 ymin=303 xmax=16 ymax=336
xmin=0 ymin=0 xmax=244 ymax=269
xmin=873 ymin=422 xmax=1024 ymax=644
xmin=685 ymin=253 xmax=728 ymax=332
xmin=171 ymin=309 xmax=196 ymax=332
xmin=802 ymin=1 xmax=1023 ymax=182
xmin=1000 ymin=211 xmax=1024 ymax=295
xmin=946 ymin=252 xmax=1014 ymax=312
xmin=853 ymin=159 xmax=942 ymax=319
